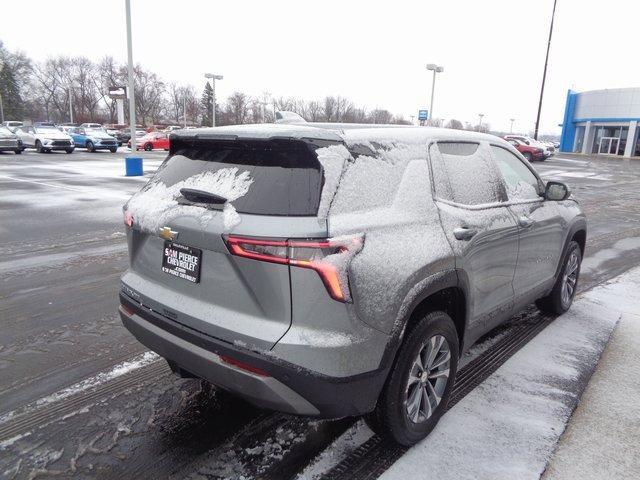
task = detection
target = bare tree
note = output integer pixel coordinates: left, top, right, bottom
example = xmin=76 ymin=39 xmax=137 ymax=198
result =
xmin=225 ymin=91 xmax=250 ymax=125
xmin=445 ymin=119 xmax=464 ymax=130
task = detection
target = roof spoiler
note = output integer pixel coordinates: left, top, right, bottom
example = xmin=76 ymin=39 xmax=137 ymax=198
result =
xmin=275 ymin=111 xmax=307 ymax=124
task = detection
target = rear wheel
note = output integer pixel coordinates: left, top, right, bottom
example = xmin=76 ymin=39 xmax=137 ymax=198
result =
xmin=144 ymin=143 xmax=153 ymax=151
xmin=366 ymin=311 xmax=458 ymax=446
xmin=536 ymin=240 xmax=582 ymax=314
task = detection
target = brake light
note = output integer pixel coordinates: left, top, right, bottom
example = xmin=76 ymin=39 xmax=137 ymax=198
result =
xmin=224 ymin=235 xmax=363 ymax=302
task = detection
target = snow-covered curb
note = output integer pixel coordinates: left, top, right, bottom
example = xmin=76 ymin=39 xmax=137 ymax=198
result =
xmin=301 ymin=267 xmax=640 ymax=480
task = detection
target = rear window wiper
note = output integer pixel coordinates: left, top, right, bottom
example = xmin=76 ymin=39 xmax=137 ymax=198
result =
xmin=179 ymin=188 xmax=227 ymax=204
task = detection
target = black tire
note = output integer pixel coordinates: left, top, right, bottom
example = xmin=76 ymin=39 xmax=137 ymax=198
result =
xmin=109 ymin=147 xmax=117 ymax=153
xmin=14 ymin=149 xmax=22 ymax=155
xmin=536 ymin=240 xmax=582 ymax=315
xmin=144 ymin=143 xmax=153 ymax=151
xmin=66 ymin=148 xmax=74 ymax=154
xmin=35 ymin=140 xmax=44 ymax=153
xmin=366 ymin=311 xmax=459 ymax=446
xmin=86 ymin=141 xmax=95 ymax=152
xmin=523 ymin=152 xmax=533 ymax=162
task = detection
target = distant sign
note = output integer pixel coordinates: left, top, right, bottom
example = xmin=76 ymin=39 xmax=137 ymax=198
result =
xmin=109 ymin=86 xmax=127 ymax=99
xmin=418 ymin=110 xmax=429 ymax=121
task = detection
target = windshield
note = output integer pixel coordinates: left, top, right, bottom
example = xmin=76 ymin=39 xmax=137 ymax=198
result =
xmin=35 ymin=126 xmax=60 ymax=133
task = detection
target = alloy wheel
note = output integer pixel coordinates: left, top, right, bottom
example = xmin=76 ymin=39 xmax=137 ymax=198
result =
xmin=561 ymin=250 xmax=579 ymax=306
xmin=405 ymin=334 xmax=451 ymax=423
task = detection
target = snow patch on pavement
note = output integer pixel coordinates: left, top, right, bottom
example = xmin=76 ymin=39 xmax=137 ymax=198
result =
xmin=376 ymin=270 xmax=640 ymax=480
xmin=0 ymin=351 xmax=159 ymax=427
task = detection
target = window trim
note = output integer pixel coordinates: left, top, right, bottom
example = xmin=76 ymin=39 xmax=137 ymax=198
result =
xmin=489 ymin=143 xmax=545 ymax=204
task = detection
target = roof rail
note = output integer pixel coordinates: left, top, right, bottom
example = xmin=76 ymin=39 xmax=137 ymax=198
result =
xmin=274 ymin=111 xmax=409 ymax=132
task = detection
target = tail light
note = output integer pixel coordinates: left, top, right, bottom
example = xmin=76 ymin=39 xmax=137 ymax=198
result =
xmin=224 ymin=235 xmax=363 ymax=302
xmin=124 ymin=209 xmax=134 ymax=228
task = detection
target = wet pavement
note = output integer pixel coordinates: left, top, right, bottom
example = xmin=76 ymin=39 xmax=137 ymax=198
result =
xmin=1 ymin=149 xmax=639 ymax=479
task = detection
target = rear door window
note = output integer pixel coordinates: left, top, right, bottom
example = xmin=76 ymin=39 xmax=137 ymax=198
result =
xmin=430 ymin=141 xmax=505 ymax=206
xmin=150 ymin=138 xmax=326 ymax=216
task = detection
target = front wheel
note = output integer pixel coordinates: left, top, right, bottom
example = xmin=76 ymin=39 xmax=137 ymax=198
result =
xmin=523 ymin=152 xmax=533 ymax=162
xmin=366 ymin=311 xmax=459 ymax=446
xmin=144 ymin=143 xmax=153 ymax=151
xmin=109 ymin=147 xmax=117 ymax=153
xmin=36 ymin=140 xmax=44 ymax=153
xmin=536 ymin=240 xmax=582 ymax=314
xmin=66 ymin=148 xmax=74 ymax=154
xmin=14 ymin=149 xmax=22 ymax=155
xmin=86 ymin=141 xmax=95 ymax=152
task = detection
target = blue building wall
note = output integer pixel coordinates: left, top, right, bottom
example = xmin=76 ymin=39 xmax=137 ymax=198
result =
xmin=559 ymin=90 xmax=577 ymax=153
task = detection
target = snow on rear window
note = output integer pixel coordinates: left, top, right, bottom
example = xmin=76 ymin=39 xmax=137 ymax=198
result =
xmin=125 ymin=166 xmax=253 ymax=233
xmin=430 ymin=142 xmax=504 ymax=206
xmin=316 ymin=144 xmax=351 ymax=218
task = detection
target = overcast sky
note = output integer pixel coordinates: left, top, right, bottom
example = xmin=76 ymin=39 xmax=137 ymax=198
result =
xmin=2 ymin=0 xmax=639 ymax=134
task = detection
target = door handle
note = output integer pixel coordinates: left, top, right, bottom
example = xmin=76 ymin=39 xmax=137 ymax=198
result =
xmin=453 ymin=227 xmax=478 ymax=241
xmin=518 ymin=216 xmax=534 ymax=228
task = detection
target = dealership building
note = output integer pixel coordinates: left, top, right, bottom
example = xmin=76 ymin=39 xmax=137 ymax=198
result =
xmin=559 ymin=87 xmax=640 ymax=157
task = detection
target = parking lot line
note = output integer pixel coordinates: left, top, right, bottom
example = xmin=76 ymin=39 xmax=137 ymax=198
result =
xmin=0 ymin=174 xmax=86 ymax=192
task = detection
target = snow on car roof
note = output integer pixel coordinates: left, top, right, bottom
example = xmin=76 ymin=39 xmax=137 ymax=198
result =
xmin=171 ymin=123 xmax=505 ymax=146
xmin=171 ymin=123 xmax=344 ymax=142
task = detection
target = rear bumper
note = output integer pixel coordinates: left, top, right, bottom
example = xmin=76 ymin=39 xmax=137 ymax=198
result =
xmin=119 ymin=292 xmax=388 ymax=418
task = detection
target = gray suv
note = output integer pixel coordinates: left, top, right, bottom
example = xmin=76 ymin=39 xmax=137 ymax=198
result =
xmin=119 ymin=123 xmax=586 ymax=445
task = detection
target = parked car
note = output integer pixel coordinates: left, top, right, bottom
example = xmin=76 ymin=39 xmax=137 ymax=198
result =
xmin=15 ymin=125 xmax=74 ymax=153
xmin=504 ymin=135 xmax=552 ymax=157
xmin=0 ymin=125 xmax=23 ymax=154
xmin=119 ymin=123 xmax=586 ymax=446
xmin=2 ymin=121 xmax=23 ymax=130
xmin=68 ymin=127 xmax=118 ymax=152
xmin=80 ymin=122 xmax=103 ymax=130
xmin=504 ymin=137 xmax=546 ymax=161
xmin=128 ymin=131 xmax=170 ymax=151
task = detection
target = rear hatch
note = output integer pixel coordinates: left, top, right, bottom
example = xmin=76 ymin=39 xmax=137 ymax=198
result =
xmin=123 ymin=136 xmax=333 ymax=350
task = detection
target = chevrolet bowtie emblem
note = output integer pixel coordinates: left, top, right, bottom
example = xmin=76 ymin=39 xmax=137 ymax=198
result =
xmin=159 ymin=226 xmax=178 ymax=241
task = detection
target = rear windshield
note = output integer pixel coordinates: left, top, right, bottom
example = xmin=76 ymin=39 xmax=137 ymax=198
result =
xmin=152 ymin=138 xmax=326 ymax=216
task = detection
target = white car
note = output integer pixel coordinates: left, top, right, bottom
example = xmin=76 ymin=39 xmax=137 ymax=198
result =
xmin=14 ymin=125 xmax=75 ymax=153
xmin=80 ymin=122 xmax=103 ymax=130
xmin=2 ymin=121 xmax=23 ymax=130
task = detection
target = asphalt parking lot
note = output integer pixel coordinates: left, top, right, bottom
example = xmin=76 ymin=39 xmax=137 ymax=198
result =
xmin=1 ymin=149 xmax=640 ymax=478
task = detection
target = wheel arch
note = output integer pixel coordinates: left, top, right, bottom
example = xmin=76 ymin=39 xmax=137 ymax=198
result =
xmin=384 ymin=270 xmax=468 ymax=367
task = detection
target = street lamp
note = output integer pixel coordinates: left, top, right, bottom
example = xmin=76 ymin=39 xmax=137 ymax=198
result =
xmin=510 ymin=118 xmax=515 ymax=133
xmin=478 ymin=113 xmax=485 ymax=131
xmin=125 ymin=0 xmax=137 ymax=152
xmin=426 ymin=63 xmax=444 ymax=123
xmin=204 ymin=73 xmax=223 ymax=127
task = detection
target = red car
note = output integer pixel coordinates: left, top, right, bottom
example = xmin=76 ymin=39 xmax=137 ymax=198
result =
xmin=504 ymin=137 xmax=546 ymax=162
xmin=128 ymin=132 xmax=170 ymax=151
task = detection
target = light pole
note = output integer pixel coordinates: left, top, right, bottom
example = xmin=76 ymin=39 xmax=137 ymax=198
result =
xmin=68 ymin=87 xmax=74 ymax=123
xmin=426 ymin=63 xmax=444 ymax=123
xmin=0 ymin=93 xmax=4 ymax=124
xmin=204 ymin=73 xmax=223 ymax=127
xmin=478 ymin=113 xmax=485 ymax=131
xmin=534 ymin=0 xmax=558 ymax=140
xmin=183 ymin=94 xmax=187 ymax=128
xmin=125 ymin=0 xmax=137 ymax=151
xmin=510 ymin=118 xmax=515 ymax=133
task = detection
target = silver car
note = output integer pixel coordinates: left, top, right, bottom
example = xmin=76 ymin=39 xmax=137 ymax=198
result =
xmin=0 ymin=125 xmax=23 ymax=154
xmin=119 ymin=123 xmax=586 ymax=445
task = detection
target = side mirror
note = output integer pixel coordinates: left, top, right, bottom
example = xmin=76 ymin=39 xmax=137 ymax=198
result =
xmin=545 ymin=181 xmax=570 ymax=201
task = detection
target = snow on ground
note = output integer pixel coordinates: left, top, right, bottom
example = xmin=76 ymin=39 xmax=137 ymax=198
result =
xmin=543 ymin=268 xmax=640 ymax=480
xmin=376 ymin=269 xmax=640 ymax=480
xmin=296 ymin=420 xmax=374 ymax=480
xmin=303 ymin=267 xmax=640 ymax=480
